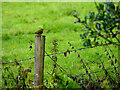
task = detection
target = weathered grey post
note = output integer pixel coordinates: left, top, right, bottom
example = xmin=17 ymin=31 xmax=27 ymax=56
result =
xmin=34 ymin=35 xmax=45 ymax=88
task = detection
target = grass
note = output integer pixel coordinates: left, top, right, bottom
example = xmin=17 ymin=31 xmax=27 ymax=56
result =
xmin=2 ymin=2 xmax=119 ymax=88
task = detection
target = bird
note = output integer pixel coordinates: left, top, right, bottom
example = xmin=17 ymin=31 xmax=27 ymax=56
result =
xmin=35 ymin=29 xmax=44 ymax=35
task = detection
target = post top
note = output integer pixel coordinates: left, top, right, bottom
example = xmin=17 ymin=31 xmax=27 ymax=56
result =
xmin=35 ymin=35 xmax=45 ymax=37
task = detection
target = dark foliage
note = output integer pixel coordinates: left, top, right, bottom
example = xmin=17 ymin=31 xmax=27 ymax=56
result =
xmin=74 ymin=2 xmax=120 ymax=47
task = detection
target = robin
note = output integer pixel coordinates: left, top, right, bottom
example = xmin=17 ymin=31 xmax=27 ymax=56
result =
xmin=35 ymin=29 xmax=44 ymax=35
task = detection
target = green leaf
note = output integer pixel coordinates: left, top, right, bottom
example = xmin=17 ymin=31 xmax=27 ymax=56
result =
xmin=85 ymin=25 xmax=89 ymax=28
xmin=89 ymin=30 xmax=94 ymax=38
xmin=74 ymin=18 xmax=80 ymax=23
xmin=73 ymin=10 xmax=77 ymax=17
xmin=89 ymin=12 xmax=94 ymax=20
xmin=88 ymin=39 xmax=91 ymax=46
xmin=83 ymin=41 xmax=88 ymax=46
xmin=95 ymin=13 xmax=99 ymax=20
xmin=94 ymin=36 xmax=97 ymax=42
xmin=80 ymin=34 xmax=84 ymax=39
xmin=102 ymin=22 xmax=107 ymax=30
xmin=103 ymin=15 xmax=107 ymax=19
xmin=91 ymin=30 xmax=94 ymax=35
xmin=89 ymin=12 xmax=93 ymax=16
xmin=96 ymin=14 xmax=103 ymax=20
xmin=90 ymin=21 xmax=93 ymax=26
xmin=109 ymin=2 xmax=115 ymax=10
xmin=84 ymin=16 xmax=88 ymax=24
xmin=96 ymin=23 xmax=101 ymax=30
xmin=95 ymin=41 xmax=99 ymax=46
xmin=112 ymin=33 xmax=117 ymax=38
xmin=82 ymin=28 xmax=86 ymax=31
xmin=99 ymin=3 xmax=104 ymax=10
xmin=105 ymin=28 xmax=109 ymax=33
xmin=118 ymin=25 xmax=120 ymax=29
xmin=83 ymin=33 xmax=88 ymax=38
xmin=98 ymin=3 xmax=104 ymax=13
xmin=105 ymin=2 xmax=115 ymax=16
xmin=83 ymin=39 xmax=91 ymax=46
xmin=89 ymin=12 xmax=92 ymax=17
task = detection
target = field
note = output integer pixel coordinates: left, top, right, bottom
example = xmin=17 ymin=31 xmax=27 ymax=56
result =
xmin=2 ymin=2 xmax=119 ymax=88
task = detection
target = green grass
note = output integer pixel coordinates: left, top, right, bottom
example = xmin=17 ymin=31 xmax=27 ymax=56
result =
xmin=2 ymin=2 xmax=119 ymax=88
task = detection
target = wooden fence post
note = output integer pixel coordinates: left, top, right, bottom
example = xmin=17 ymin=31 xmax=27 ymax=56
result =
xmin=34 ymin=35 xmax=45 ymax=88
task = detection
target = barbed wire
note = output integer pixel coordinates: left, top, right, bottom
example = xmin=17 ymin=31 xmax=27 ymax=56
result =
xmin=3 ymin=65 xmax=120 ymax=80
xmin=1 ymin=42 xmax=117 ymax=65
xmin=45 ymin=51 xmax=73 ymax=78
xmin=44 ymin=41 xmax=117 ymax=56
xmin=76 ymin=65 xmax=120 ymax=85
xmin=2 ymin=50 xmax=120 ymax=80
xmin=45 ymin=50 xmax=120 ymax=82
xmin=83 ymin=65 xmax=120 ymax=75
xmin=1 ymin=57 xmax=35 ymax=65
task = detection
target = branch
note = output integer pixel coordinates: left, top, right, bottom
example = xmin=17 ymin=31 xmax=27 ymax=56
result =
xmin=96 ymin=31 xmax=120 ymax=37
xmin=93 ymin=27 xmax=120 ymax=46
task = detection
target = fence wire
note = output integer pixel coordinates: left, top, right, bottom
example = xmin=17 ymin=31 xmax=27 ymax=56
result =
xmin=1 ymin=41 xmax=119 ymax=76
xmin=1 ymin=57 xmax=35 ymax=65
xmin=84 ymin=65 xmax=120 ymax=75
xmin=3 ymin=64 xmax=120 ymax=79
xmin=2 ymin=44 xmax=120 ymax=84
xmin=45 ymin=51 xmax=73 ymax=78
xmin=46 ymin=41 xmax=115 ymax=56
xmin=1 ymin=42 xmax=117 ymax=65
